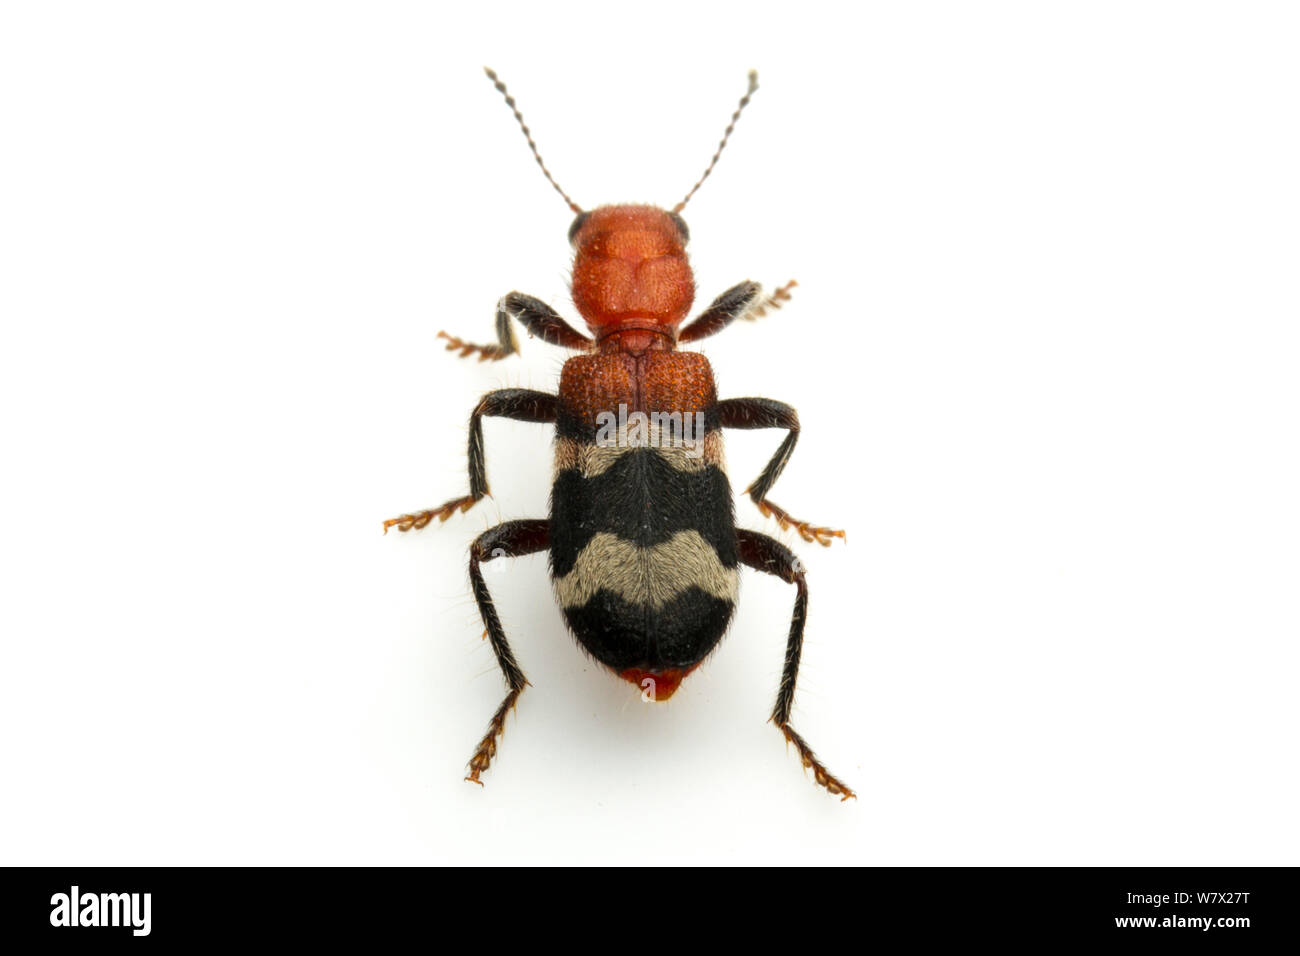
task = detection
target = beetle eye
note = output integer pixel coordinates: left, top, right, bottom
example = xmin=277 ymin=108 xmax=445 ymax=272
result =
xmin=668 ymin=211 xmax=690 ymax=244
xmin=568 ymin=212 xmax=591 ymax=246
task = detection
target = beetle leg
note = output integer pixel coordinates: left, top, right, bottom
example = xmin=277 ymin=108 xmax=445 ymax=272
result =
xmin=438 ymin=293 xmax=592 ymax=361
xmin=384 ymin=389 xmax=557 ymax=533
xmin=678 ymin=281 xmax=761 ymax=343
xmin=678 ymin=279 xmax=795 ymax=344
xmin=718 ymin=397 xmax=846 ymax=546
xmin=746 ymin=279 xmax=797 ymax=319
xmin=737 ymin=529 xmax=855 ymax=801
xmin=464 ymin=519 xmax=550 ymax=784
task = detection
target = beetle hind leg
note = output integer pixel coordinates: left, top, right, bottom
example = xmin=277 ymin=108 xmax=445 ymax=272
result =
xmin=775 ymin=722 xmax=855 ymax=800
xmin=738 ymin=528 xmax=856 ymax=801
xmin=465 ymin=687 xmax=523 ymax=785
xmin=463 ymin=519 xmax=549 ymax=784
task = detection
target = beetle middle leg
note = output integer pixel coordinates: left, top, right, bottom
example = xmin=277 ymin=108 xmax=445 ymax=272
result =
xmin=737 ymin=528 xmax=855 ymax=800
xmin=718 ymin=397 xmax=846 ymax=546
xmin=463 ymin=519 xmax=550 ymax=784
xmin=384 ymin=388 xmax=557 ymax=533
xmin=438 ymin=293 xmax=592 ymax=361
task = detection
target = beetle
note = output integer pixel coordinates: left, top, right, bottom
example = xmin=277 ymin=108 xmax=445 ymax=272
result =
xmin=386 ymin=68 xmax=853 ymax=799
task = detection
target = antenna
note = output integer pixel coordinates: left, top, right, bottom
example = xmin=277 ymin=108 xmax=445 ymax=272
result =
xmin=483 ymin=67 xmax=583 ymax=214
xmin=672 ymin=70 xmax=759 ymax=214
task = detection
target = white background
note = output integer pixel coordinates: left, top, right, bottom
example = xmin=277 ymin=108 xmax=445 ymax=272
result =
xmin=2 ymin=2 xmax=1297 ymax=865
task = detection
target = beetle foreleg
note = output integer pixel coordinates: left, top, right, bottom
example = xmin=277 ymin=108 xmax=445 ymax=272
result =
xmin=438 ymin=293 xmax=592 ymax=361
xmin=677 ymin=280 xmax=796 ymax=344
xmin=747 ymin=279 xmax=797 ymax=319
xmin=737 ymin=529 xmax=855 ymax=801
xmin=678 ymin=281 xmax=761 ymax=343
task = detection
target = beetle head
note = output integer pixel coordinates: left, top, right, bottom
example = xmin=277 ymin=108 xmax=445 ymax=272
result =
xmin=568 ymin=205 xmax=694 ymax=338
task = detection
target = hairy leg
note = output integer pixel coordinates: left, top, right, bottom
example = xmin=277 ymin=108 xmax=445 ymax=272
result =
xmin=384 ymin=389 xmax=557 ymax=533
xmin=463 ymin=519 xmax=549 ymax=784
xmin=737 ymin=528 xmax=855 ymax=800
xmin=718 ymin=397 xmax=845 ymax=546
